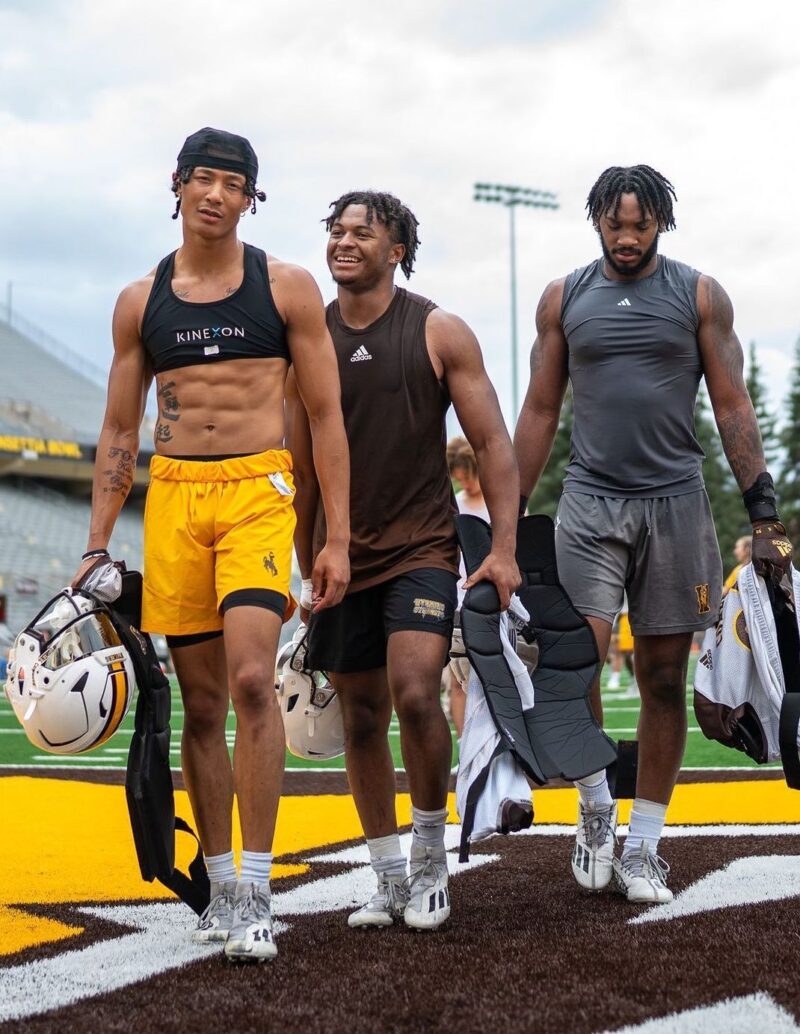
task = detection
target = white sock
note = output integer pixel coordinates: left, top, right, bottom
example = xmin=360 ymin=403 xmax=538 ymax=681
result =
xmin=239 ymin=850 xmax=273 ymax=887
xmin=608 ymin=671 xmax=620 ymax=689
xmin=576 ymin=771 xmax=613 ymax=808
xmin=623 ymin=798 xmax=667 ymax=860
xmin=411 ymin=806 xmax=448 ymax=853
xmin=205 ymin=850 xmax=237 ymax=894
xmin=366 ymin=833 xmax=406 ymax=880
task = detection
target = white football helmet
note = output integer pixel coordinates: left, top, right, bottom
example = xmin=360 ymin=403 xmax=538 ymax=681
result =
xmin=4 ymin=588 xmax=135 ymax=754
xmin=275 ymin=624 xmax=344 ymax=760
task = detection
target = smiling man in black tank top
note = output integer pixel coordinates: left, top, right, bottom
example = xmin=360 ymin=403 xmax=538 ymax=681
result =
xmin=73 ymin=128 xmax=350 ymax=960
xmin=290 ymin=191 xmax=520 ymax=931
xmin=514 ymin=165 xmax=792 ymax=904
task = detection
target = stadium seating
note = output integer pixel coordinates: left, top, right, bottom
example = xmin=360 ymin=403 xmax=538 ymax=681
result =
xmin=0 ymin=478 xmax=143 ymax=631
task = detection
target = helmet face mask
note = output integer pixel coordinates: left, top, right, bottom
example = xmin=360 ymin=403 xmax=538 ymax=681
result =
xmin=275 ymin=626 xmax=344 ymax=760
xmin=4 ymin=589 xmax=135 ymax=754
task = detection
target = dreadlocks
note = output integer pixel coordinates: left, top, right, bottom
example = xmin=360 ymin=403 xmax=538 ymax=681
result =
xmin=170 ymin=167 xmax=266 ymax=220
xmin=586 ymin=165 xmax=677 ymax=232
xmin=324 ymin=191 xmax=420 ymax=279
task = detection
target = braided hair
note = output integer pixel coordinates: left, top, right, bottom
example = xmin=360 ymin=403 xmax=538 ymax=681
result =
xmin=170 ymin=167 xmax=266 ymax=220
xmin=586 ymin=165 xmax=677 ymax=231
xmin=324 ymin=191 xmax=420 ymax=279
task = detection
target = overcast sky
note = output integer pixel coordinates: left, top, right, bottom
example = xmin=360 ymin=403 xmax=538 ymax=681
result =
xmin=1 ymin=0 xmax=798 ymax=430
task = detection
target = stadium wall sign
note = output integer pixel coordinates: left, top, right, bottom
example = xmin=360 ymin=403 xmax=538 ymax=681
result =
xmin=0 ymin=435 xmax=83 ymax=459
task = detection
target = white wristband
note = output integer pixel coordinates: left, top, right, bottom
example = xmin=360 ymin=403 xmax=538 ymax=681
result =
xmin=300 ymin=578 xmax=314 ymax=609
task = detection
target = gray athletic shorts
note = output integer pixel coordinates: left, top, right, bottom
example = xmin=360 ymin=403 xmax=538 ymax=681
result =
xmin=554 ymin=490 xmax=722 ymax=636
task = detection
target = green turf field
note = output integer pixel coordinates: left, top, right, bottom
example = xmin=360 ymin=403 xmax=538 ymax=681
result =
xmin=0 ymin=653 xmax=779 ymax=772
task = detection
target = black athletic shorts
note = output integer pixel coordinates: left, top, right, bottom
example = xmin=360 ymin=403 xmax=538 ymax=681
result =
xmin=306 ymin=567 xmax=458 ymax=674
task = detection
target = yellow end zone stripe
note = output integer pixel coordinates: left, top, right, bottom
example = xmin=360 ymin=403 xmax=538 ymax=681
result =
xmin=1 ymin=776 xmax=797 ymax=955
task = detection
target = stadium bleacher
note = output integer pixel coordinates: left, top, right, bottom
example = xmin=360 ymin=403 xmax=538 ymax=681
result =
xmin=0 ymin=311 xmax=145 ymax=632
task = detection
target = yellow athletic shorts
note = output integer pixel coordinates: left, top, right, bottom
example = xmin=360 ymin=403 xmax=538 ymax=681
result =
xmin=141 ymin=450 xmax=297 ymax=636
xmin=617 ymin=613 xmax=634 ymax=653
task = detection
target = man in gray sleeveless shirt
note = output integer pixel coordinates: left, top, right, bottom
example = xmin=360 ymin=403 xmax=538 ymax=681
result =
xmin=514 ymin=165 xmax=793 ymax=904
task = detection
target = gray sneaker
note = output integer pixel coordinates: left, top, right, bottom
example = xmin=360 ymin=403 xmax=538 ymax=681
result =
xmin=192 ymin=881 xmax=236 ymax=943
xmin=348 ymin=872 xmax=408 ymax=929
xmin=403 ymin=844 xmax=450 ymax=931
xmin=223 ymin=881 xmax=278 ymax=962
xmin=572 ymin=800 xmax=618 ymax=891
xmin=613 ymin=840 xmax=673 ymax=904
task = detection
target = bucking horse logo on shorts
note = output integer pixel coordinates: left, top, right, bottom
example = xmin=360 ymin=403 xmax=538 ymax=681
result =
xmin=263 ymin=552 xmax=278 ymax=576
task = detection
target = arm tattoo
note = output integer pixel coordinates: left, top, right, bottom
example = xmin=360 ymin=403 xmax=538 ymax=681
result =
xmin=706 ymin=278 xmax=746 ymax=393
xmin=715 ymin=404 xmax=765 ymax=491
xmin=102 ymin=446 xmax=135 ymax=496
xmin=157 ymin=380 xmax=181 ymax=422
xmin=702 ymin=277 xmax=764 ymax=489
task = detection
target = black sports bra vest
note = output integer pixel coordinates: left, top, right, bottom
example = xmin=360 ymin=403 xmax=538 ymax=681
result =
xmin=140 ymin=243 xmax=289 ymax=375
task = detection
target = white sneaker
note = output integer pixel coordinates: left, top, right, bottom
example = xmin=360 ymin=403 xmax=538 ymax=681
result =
xmin=224 ymin=881 xmax=278 ymax=962
xmin=619 ymin=681 xmax=639 ymax=699
xmin=191 ymin=881 xmax=236 ymax=943
xmin=613 ymin=840 xmax=673 ymax=904
xmin=348 ymin=872 xmax=408 ymax=929
xmin=404 ymin=845 xmax=450 ymax=931
xmin=571 ymin=800 xmax=618 ymax=890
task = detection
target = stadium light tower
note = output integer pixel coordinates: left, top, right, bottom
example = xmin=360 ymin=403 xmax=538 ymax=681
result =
xmin=473 ymin=183 xmax=559 ymax=423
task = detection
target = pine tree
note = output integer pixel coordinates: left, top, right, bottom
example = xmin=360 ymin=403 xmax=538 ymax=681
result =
xmin=778 ymin=336 xmax=800 ymax=539
xmin=526 ymin=388 xmax=573 ymax=518
xmin=695 ymin=387 xmax=746 ymax=569
xmin=746 ymin=340 xmax=779 ymax=468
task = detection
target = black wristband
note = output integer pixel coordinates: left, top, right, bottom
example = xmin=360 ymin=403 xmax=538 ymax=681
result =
xmin=82 ymin=549 xmax=110 ymax=561
xmin=519 ymin=494 xmax=529 ymax=518
xmin=743 ymin=472 xmax=780 ymax=523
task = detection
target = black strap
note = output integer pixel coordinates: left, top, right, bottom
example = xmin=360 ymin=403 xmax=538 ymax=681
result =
xmin=156 ymin=817 xmax=211 ymax=916
xmin=607 ymin=739 xmax=638 ymax=799
xmin=779 ymin=696 xmax=800 ymax=791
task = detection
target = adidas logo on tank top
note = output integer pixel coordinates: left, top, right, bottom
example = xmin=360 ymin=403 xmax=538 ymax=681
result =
xmin=350 ymin=345 xmax=373 ymax=362
xmin=617 ymin=298 xmax=632 ymax=307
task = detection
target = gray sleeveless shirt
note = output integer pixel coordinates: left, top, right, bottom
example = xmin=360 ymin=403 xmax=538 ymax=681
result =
xmin=561 ymin=254 xmax=705 ymax=498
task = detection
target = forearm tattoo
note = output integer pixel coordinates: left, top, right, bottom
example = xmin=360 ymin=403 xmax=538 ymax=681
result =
xmin=715 ymin=404 xmax=765 ymax=491
xmin=102 ymin=446 xmax=135 ymax=496
xmin=155 ymin=380 xmax=181 ymax=444
xmin=704 ymin=278 xmax=764 ymax=489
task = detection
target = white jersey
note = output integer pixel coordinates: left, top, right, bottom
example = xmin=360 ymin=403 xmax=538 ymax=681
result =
xmin=694 ymin=563 xmax=800 ymax=762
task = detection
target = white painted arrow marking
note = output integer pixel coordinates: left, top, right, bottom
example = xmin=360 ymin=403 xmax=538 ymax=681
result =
xmin=597 ymin=991 xmax=800 ymax=1033
xmin=631 ymin=855 xmax=800 ymax=925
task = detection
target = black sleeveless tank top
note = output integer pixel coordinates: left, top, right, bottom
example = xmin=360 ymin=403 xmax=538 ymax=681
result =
xmin=315 ymin=288 xmax=459 ymax=592
xmin=140 ymin=243 xmax=289 ymax=374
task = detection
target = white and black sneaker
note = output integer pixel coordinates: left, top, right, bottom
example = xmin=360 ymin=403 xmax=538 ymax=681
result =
xmin=613 ymin=840 xmax=673 ymax=904
xmin=224 ymin=881 xmax=278 ymax=962
xmin=404 ymin=845 xmax=450 ymax=931
xmin=192 ymin=881 xmax=236 ymax=943
xmin=571 ymin=800 xmax=618 ymax=890
xmin=348 ymin=872 xmax=408 ymax=929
